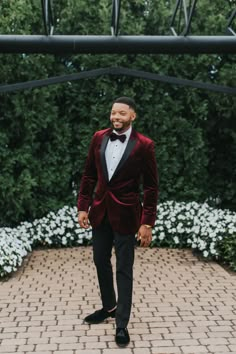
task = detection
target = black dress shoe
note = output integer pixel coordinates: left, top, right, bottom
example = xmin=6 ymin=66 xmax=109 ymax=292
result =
xmin=84 ymin=308 xmax=116 ymax=324
xmin=115 ymin=327 xmax=130 ymax=347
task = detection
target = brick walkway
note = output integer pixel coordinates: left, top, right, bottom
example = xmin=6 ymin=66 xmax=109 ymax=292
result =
xmin=0 ymin=247 xmax=236 ymax=354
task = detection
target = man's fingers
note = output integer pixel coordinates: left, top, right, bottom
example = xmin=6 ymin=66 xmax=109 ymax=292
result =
xmin=78 ymin=216 xmax=90 ymax=229
xmin=140 ymin=236 xmax=152 ymax=247
xmin=137 ymin=226 xmax=152 ymax=247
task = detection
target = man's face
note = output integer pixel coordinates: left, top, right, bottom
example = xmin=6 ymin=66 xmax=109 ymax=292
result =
xmin=110 ymin=102 xmax=136 ymax=133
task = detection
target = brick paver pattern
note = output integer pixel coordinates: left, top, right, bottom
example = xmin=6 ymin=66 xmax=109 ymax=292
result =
xmin=0 ymin=247 xmax=236 ymax=354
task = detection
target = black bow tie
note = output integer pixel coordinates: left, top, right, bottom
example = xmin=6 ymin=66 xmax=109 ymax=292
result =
xmin=110 ymin=132 xmax=126 ymax=143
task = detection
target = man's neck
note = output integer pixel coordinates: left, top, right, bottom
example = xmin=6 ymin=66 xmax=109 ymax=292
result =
xmin=114 ymin=125 xmax=132 ymax=135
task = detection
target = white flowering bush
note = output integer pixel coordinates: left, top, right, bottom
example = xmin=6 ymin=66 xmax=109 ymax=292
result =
xmin=0 ymin=226 xmax=32 ymax=277
xmin=151 ymin=201 xmax=236 ymax=258
xmin=0 ymin=201 xmax=235 ymax=278
xmin=29 ymin=206 xmax=92 ymax=248
xmin=0 ymin=206 xmax=92 ymax=278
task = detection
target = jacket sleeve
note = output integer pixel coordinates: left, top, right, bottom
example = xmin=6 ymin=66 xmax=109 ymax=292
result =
xmin=140 ymin=140 xmax=159 ymax=226
xmin=77 ymin=133 xmax=98 ymax=212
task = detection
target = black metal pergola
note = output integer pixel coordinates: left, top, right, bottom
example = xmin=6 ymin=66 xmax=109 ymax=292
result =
xmin=0 ymin=0 xmax=235 ymax=95
xmin=0 ymin=0 xmax=235 ymax=54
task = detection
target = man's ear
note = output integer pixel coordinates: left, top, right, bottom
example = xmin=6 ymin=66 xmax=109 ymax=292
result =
xmin=131 ymin=112 xmax=136 ymax=121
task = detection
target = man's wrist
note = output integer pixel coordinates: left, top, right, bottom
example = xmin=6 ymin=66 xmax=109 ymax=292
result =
xmin=142 ymin=224 xmax=152 ymax=229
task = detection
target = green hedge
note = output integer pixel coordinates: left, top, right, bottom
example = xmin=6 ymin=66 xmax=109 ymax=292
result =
xmin=0 ymin=0 xmax=235 ymax=226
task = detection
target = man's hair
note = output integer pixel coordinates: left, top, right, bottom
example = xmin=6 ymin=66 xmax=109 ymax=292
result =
xmin=113 ymin=96 xmax=136 ymax=112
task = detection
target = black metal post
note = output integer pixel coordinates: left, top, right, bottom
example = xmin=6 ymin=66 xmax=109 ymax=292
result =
xmin=111 ymin=0 xmax=121 ymax=36
xmin=227 ymin=8 xmax=236 ymax=36
xmin=41 ymin=0 xmax=54 ymax=35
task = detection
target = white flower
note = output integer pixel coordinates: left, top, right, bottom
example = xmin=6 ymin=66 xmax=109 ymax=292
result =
xmin=159 ymin=232 xmax=165 ymax=240
xmin=4 ymin=266 xmax=13 ymax=273
xmin=203 ymin=250 xmax=209 ymax=257
xmin=62 ymin=237 xmax=67 ymax=245
xmin=173 ymin=236 xmax=179 ymax=244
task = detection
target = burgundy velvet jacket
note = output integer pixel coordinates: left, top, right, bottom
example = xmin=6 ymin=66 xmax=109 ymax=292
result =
xmin=78 ymin=128 xmax=158 ymax=234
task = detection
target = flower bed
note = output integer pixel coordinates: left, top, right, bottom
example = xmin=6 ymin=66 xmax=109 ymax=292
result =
xmin=0 ymin=201 xmax=235 ymax=278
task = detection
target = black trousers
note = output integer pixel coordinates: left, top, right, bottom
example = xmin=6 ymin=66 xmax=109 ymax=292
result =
xmin=92 ymin=216 xmax=135 ymax=328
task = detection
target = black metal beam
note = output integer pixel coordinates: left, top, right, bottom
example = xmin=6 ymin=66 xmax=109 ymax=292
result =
xmin=170 ymin=0 xmax=198 ymax=36
xmin=111 ymin=0 xmax=121 ymax=36
xmin=0 ymin=67 xmax=235 ymax=95
xmin=41 ymin=0 xmax=54 ymax=35
xmin=0 ymin=35 xmax=235 ymax=54
xmin=227 ymin=8 xmax=236 ymax=36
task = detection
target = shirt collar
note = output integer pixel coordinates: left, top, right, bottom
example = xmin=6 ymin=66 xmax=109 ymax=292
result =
xmin=112 ymin=125 xmax=132 ymax=140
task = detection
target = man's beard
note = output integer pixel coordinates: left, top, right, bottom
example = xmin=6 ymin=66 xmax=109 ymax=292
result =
xmin=111 ymin=121 xmax=131 ymax=133
xmin=113 ymin=126 xmax=123 ymax=132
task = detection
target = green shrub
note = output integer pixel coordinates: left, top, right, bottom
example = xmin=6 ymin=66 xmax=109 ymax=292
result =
xmin=217 ymin=234 xmax=236 ymax=272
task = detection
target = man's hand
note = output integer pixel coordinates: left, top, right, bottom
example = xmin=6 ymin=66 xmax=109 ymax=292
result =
xmin=78 ymin=211 xmax=90 ymax=229
xmin=137 ymin=225 xmax=152 ymax=247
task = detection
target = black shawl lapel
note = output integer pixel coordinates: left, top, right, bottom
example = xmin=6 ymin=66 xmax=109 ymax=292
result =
xmin=100 ymin=133 xmax=110 ymax=182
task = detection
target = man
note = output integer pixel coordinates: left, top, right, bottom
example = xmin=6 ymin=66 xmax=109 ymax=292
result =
xmin=78 ymin=97 xmax=158 ymax=347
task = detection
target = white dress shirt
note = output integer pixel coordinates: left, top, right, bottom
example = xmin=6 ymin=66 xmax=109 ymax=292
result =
xmin=105 ymin=126 xmax=132 ymax=181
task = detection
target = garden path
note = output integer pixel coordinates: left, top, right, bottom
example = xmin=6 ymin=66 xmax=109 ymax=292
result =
xmin=0 ymin=247 xmax=236 ymax=354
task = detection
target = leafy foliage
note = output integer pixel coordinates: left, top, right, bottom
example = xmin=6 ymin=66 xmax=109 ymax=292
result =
xmin=217 ymin=234 xmax=236 ymax=272
xmin=0 ymin=0 xmax=235 ymax=226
